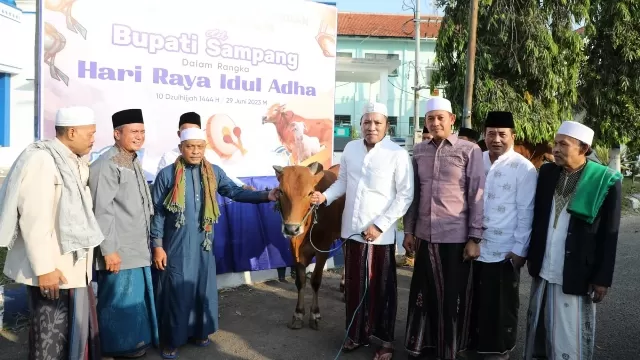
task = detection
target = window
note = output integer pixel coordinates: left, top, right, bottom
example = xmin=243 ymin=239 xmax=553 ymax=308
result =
xmin=364 ymin=53 xmax=400 ymax=77
xmin=408 ymin=116 xmax=426 ymax=133
xmin=387 ymin=116 xmax=398 ymax=136
xmin=337 ymin=52 xmax=353 ymax=58
xmin=334 ymin=115 xmax=351 ymax=127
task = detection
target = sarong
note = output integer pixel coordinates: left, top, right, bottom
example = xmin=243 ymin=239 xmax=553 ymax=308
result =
xmin=27 ymin=285 xmax=101 ymax=360
xmin=97 ymin=267 xmax=159 ymax=357
xmin=344 ymin=241 xmax=397 ymax=349
xmin=467 ymin=260 xmax=520 ymax=355
xmin=523 ymin=277 xmax=596 ymax=360
xmin=404 ymin=240 xmax=473 ymax=360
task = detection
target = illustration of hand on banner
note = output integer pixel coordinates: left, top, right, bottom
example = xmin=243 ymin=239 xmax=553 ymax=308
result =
xmin=316 ymin=20 xmax=336 ymax=57
xmin=44 ymin=22 xmax=70 ymax=86
xmin=45 ymin=0 xmax=88 ymax=39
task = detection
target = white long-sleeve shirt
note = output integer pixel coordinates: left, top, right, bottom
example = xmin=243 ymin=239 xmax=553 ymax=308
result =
xmin=156 ymin=147 xmax=244 ymax=186
xmin=323 ymin=137 xmax=414 ymax=245
xmin=478 ymin=148 xmax=537 ymax=263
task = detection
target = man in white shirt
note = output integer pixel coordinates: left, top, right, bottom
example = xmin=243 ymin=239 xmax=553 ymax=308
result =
xmin=156 ymin=112 xmax=246 ymax=187
xmin=311 ymin=102 xmax=414 ymax=360
xmin=523 ymin=121 xmax=622 ymax=360
xmin=464 ymin=111 xmax=537 ymax=360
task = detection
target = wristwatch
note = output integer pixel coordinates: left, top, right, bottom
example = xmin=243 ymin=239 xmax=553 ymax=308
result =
xmin=469 ymin=237 xmax=482 ymax=244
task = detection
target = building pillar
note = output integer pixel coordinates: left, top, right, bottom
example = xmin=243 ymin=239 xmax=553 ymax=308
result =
xmin=378 ymin=69 xmax=388 ymax=106
xmin=368 ymin=82 xmax=375 ymax=102
xmin=0 ymin=73 xmax=10 ymax=146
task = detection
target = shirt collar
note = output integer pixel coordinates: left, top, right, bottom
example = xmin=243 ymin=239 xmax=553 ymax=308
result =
xmin=114 ymin=144 xmax=138 ymax=160
xmin=427 ymin=133 xmax=458 ymax=147
xmin=363 ymin=135 xmax=389 ymax=149
xmin=485 ymin=146 xmax=515 ymax=164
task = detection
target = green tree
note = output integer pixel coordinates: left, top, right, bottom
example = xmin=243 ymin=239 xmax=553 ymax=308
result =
xmin=433 ymin=0 xmax=588 ymax=143
xmin=578 ymin=0 xmax=640 ymax=148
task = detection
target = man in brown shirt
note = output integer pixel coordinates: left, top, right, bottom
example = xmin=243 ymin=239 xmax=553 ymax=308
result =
xmin=403 ymin=97 xmax=485 ymax=360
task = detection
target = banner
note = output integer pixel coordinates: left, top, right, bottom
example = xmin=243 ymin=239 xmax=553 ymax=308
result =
xmin=39 ymin=0 xmax=338 ymax=179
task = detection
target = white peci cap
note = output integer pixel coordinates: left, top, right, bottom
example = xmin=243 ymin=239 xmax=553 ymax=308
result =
xmin=557 ymin=121 xmax=594 ymax=146
xmin=55 ymin=106 xmax=95 ymax=126
xmin=180 ymin=128 xmax=207 ymax=142
xmin=425 ymin=97 xmax=453 ymax=114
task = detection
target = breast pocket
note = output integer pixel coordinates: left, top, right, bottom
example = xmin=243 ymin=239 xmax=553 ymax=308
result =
xmin=440 ymin=155 xmax=465 ymax=179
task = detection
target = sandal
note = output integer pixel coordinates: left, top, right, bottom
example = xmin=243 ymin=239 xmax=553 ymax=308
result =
xmin=161 ymin=348 xmax=178 ymax=359
xmin=373 ymin=347 xmax=394 ymax=360
xmin=341 ymin=339 xmax=361 ymax=352
xmin=121 ymin=349 xmax=146 ymax=358
xmin=194 ymin=338 xmax=211 ymax=347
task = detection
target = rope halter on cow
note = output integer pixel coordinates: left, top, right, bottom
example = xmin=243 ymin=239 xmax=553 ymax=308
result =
xmin=273 ymin=193 xmax=347 ymax=254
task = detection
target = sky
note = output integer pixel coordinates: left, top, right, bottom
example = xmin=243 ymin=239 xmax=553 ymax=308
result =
xmin=333 ymin=0 xmax=443 ymax=16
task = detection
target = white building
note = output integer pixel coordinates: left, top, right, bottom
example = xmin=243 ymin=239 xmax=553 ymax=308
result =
xmin=0 ymin=0 xmax=36 ymax=169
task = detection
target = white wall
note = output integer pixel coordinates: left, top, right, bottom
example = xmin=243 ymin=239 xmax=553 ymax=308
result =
xmin=0 ymin=4 xmax=35 ymax=168
xmin=335 ymin=37 xmax=441 ymax=137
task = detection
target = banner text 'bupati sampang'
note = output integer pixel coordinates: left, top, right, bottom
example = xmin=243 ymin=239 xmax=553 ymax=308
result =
xmin=111 ymin=24 xmax=300 ymax=71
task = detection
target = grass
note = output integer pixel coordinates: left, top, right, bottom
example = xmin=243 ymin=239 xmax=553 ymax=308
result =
xmin=621 ymin=177 xmax=639 ymax=216
xmin=0 ymin=247 xmax=9 ymax=286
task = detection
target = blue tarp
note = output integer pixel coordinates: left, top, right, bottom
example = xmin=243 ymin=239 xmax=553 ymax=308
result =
xmin=208 ymin=176 xmax=342 ymax=274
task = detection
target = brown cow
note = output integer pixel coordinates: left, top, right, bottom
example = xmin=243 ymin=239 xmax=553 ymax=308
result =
xmin=513 ymin=141 xmax=555 ymax=169
xmin=262 ymin=103 xmax=333 ymax=152
xmin=273 ymin=162 xmax=345 ymax=330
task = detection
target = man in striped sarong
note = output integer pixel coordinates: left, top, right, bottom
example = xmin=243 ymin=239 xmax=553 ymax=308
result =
xmin=312 ymin=102 xmax=414 ymax=360
xmin=403 ymin=97 xmax=485 ymax=360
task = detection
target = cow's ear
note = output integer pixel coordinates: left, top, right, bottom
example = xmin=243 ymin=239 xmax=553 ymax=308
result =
xmin=307 ymin=161 xmax=323 ymax=175
xmin=273 ymin=165 xmax=284 ymax=177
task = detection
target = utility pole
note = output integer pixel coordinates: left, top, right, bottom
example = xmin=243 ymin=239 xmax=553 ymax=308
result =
xmin=412 ymin=0 xmax=425 ymax=145
xmin=35 ymin=0 xmax=41 ymax=140
xmin=461 ymin=0 xmax=479 ymax=129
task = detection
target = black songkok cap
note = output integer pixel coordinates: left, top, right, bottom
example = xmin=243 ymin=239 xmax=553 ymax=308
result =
xmin=484 ymin=111 xmax=515 ymax=129
xmin=112 ymin=109 xmax=143 ymax=129
xmin=458 ymin=127 xmax=480 ymax=141
xmin=179 ymin=112 xmax=201 ymax=128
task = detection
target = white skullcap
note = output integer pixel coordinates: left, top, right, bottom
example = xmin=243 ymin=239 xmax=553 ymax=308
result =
xmin=55 ymin=106 xmax=95 ymax=126
xmin=362 ymin=102 xmax=388 ymax=117
xmin=557 ymin=121 xmax=594 ymax=146
xmin=180 ymin=128 xmax=207 ymax=142
xmin=425 ymin=97 xmax=453 ymax=113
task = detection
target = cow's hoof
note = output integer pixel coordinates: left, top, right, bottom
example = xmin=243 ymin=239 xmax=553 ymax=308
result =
xmin=287 ymin=315 xmax=304 ymax=329
xmin=309 ymin=313 xmax=321 ymax=330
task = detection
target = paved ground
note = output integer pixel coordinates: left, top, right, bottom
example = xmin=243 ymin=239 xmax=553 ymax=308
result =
xmin=2 ymin=217 xmax=640 ymax=360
